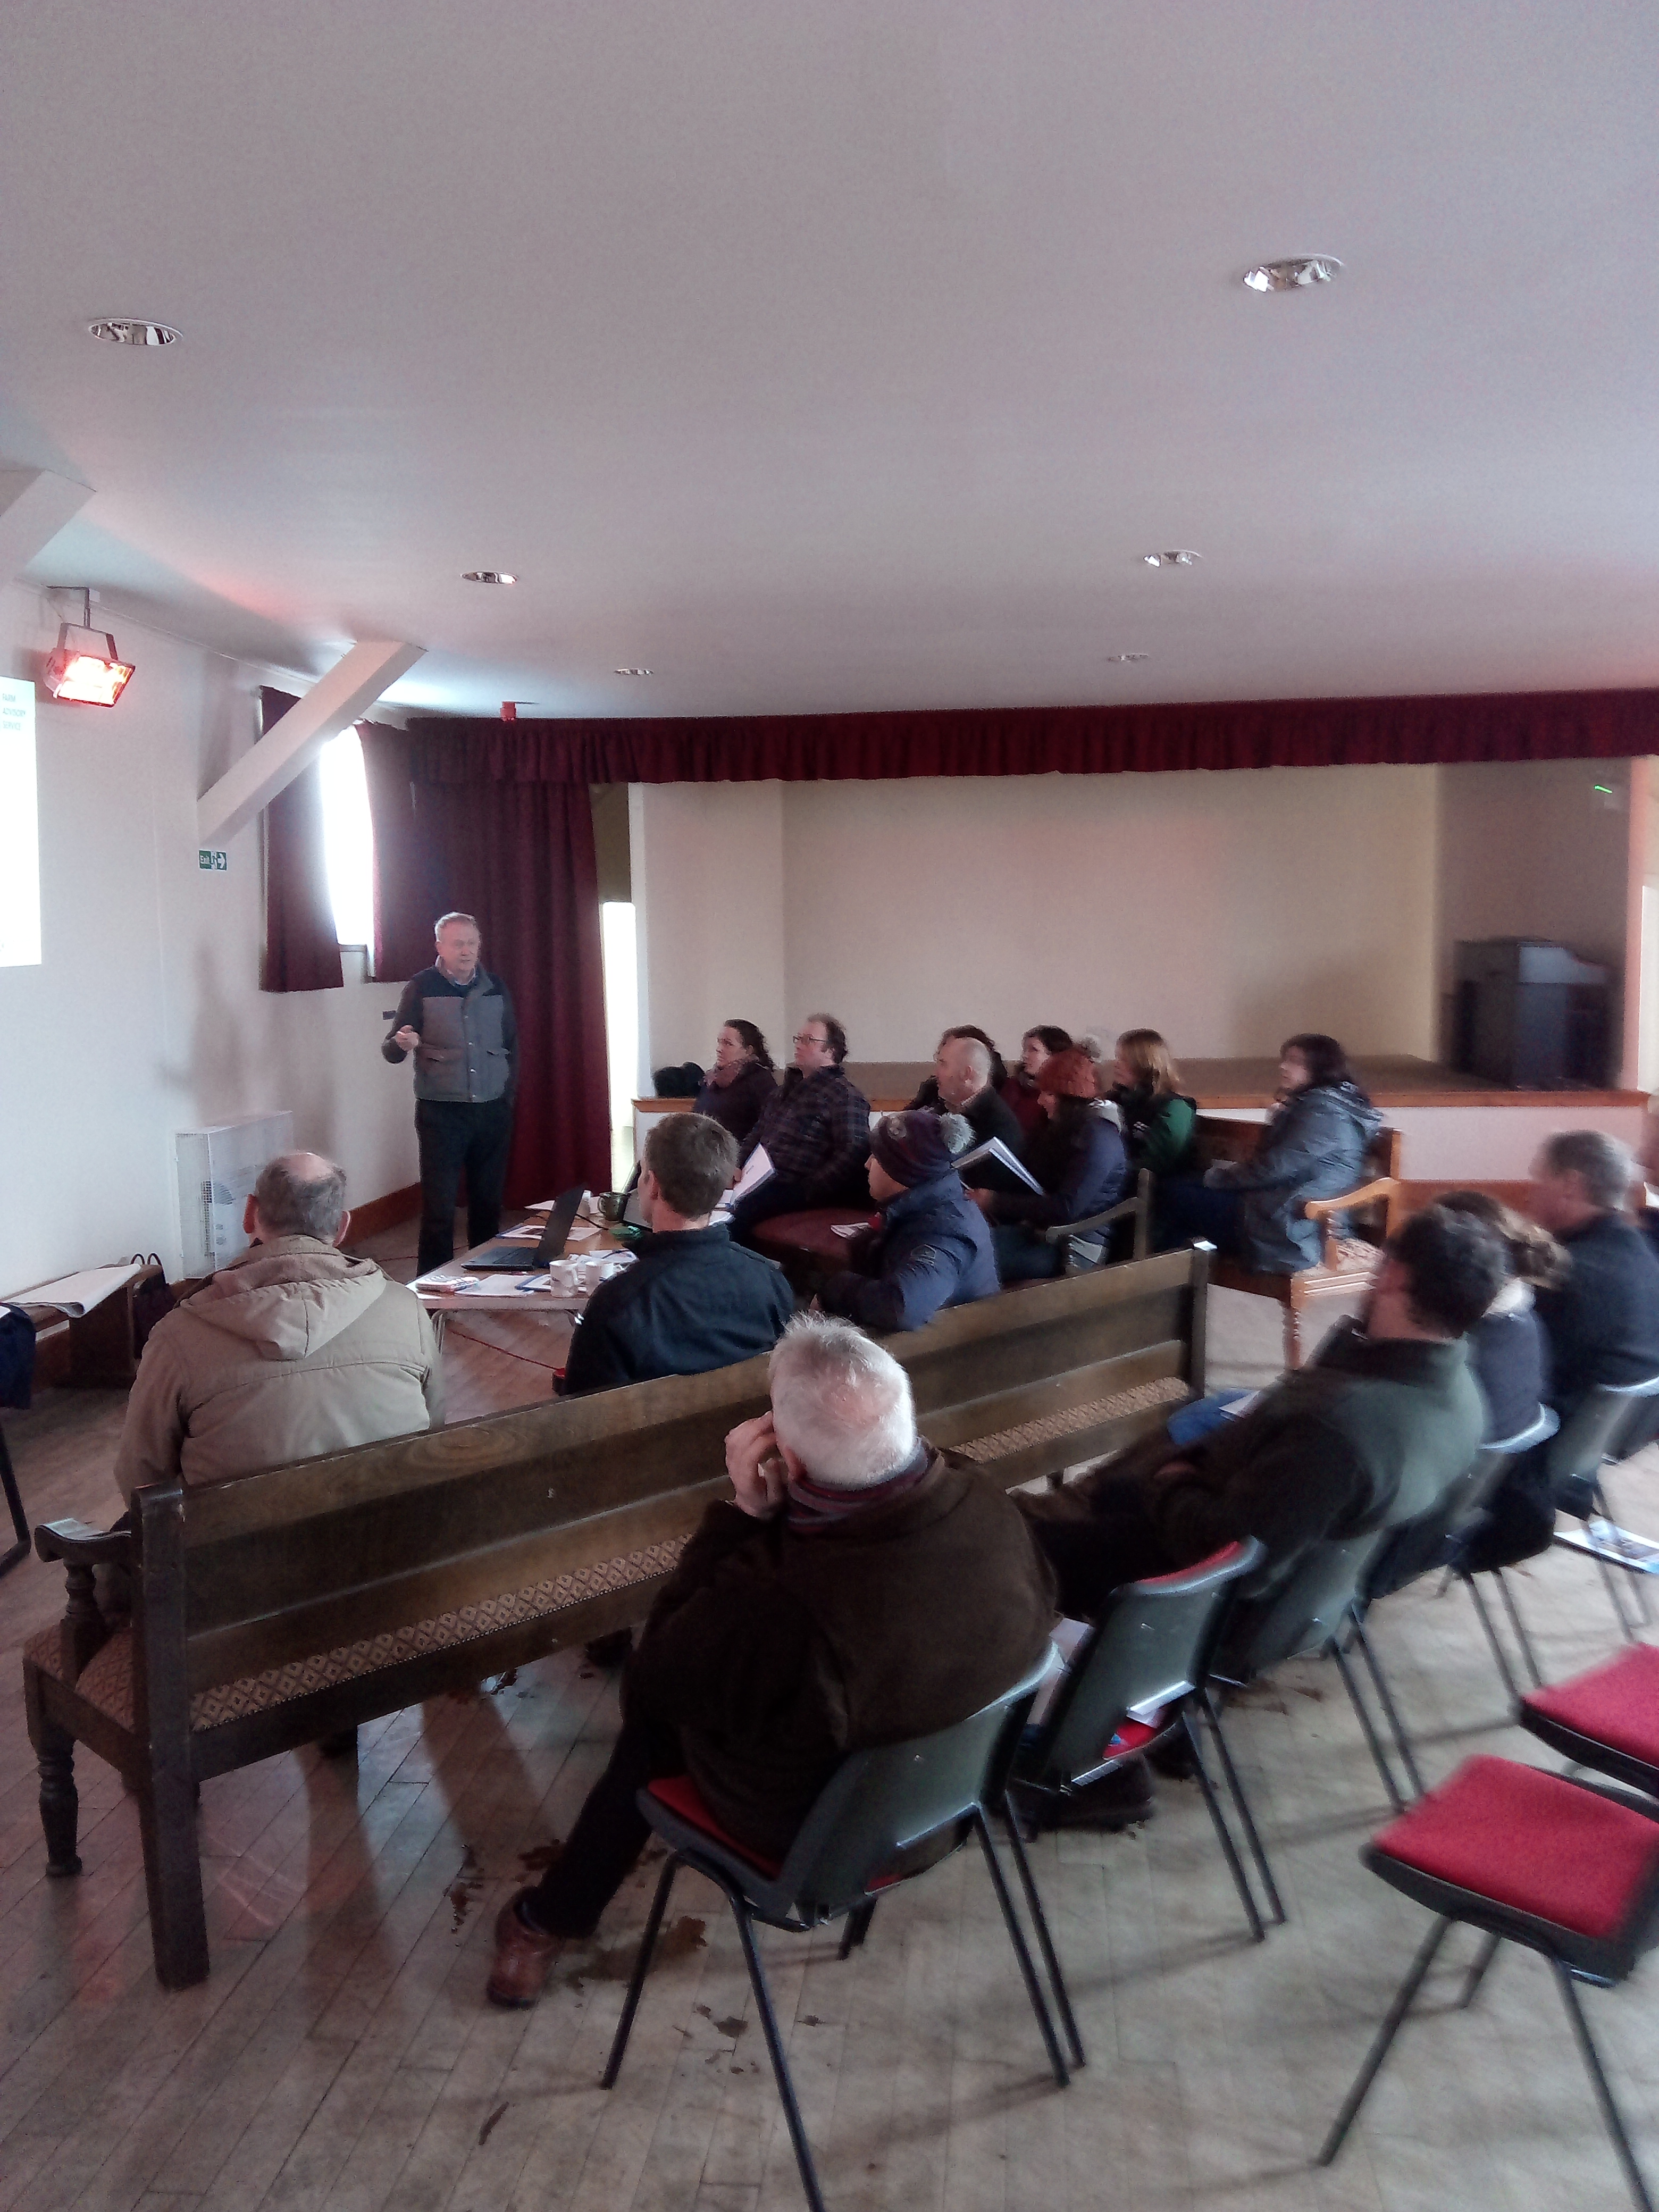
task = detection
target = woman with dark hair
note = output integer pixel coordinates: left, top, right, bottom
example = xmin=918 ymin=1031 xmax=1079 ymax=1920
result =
xmin=975 ymin=1048 xmax=1127 ymax=1282
xmin=1109 ymin=1030 xmax=1198 ymax=1179
xmin=1432 ymin=1189 xmax=1563 ymax=1440
xmin=907 ymin=1025 xmax=1010 ymax=1108
xmin=1157 ymin=1033 xmax=1379 ymax=1271
xmin=693 ymin=1020 xmax=778 ymax=1145
xmin=1001 ymin=1025 xmax=1073 ymax=1138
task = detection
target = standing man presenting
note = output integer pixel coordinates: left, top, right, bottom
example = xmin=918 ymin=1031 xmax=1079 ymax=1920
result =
xmin=383 ymin=912 xmax=518 ymax=1275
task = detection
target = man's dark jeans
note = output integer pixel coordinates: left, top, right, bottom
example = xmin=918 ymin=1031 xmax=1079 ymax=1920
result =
xmin=1025 ymin=1471 xmax=1184 ymax=1619
xmin=415 ymin=1096 xmax=514 ymax=1273
xmin=523 ymin=1716 xmax=684 ymax=1937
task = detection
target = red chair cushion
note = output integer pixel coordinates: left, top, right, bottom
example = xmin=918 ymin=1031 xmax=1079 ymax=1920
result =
xmin=1104 ymin=1715 xmax=1163 ymax=1758
xmin=1522 ymin=1646 xmax=1659 ymax=1771
xmin=1371 ymin=1755 xmax=1659 ymax=1940
xmin=1133 ymin=1541 xmax=1247 ymax=1591
xmin=646 ymin=1774 xmax=785 ymax=1878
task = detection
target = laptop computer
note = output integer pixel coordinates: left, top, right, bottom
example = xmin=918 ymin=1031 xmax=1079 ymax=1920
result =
xmin=463 ymin=1186 xmax=585 ymax=1271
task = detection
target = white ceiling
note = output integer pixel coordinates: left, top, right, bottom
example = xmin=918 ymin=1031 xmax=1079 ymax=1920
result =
xmin=2 ymin=1 xmax=1657 ymax=720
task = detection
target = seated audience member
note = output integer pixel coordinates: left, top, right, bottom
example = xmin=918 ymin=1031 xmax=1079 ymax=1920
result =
xmin=730 ymin=1013 xmax=873 ymax=1237
xmin=1002 ymin=1025 xmax=1073 ymax=1138
xmin=975 ymin=1047 xmax=1128 ymax=1283
xmin=819 ymin=1111 xmax=1000 ymax=1333
xmin=913 ymin=1033 xmax=1027 ymax=1191
xmin=1157 ymin=1032 xmax=1378 ymax=1271
xmin=693 ymin=1020 xmax=778 ymax=1146
xmin=1109 ymin=1030 xmax=1199 ymax=1180
xmin=1431 ymin=1190 xmax=1561 ymax=1440
xmin=487 ymin=1314 xmax=1058 ymax=2004
xmin=563 ymin=1115 xmax=793 ymax=1396
xmin=908 ymin=1025 xmax=1010 ymax=1107
xmin=1456 ymin=1131 xmax=1659 ymax=1571
xmin=114 ymin=1152 xmax=442 ymax=1504
xmin=1020 ymin=1208 xmax=1501 ymax=1822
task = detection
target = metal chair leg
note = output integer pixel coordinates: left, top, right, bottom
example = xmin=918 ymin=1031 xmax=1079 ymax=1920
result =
xmin=971 ymin=1808 xmax=1069 ymax=2088
xmin=1200 ymin=1690 xmax=1286 ymax=1924
xmin=1463 ymin=1573 xmax=1523 ymax=1699
xmin=1349 ymin=1610 xmax=1424 ymax=1798
xmin=1182 ymin=1712 xmax=1265 ymax=1943
xmin=997 ymin=1795 xmax=1086 ymax=2068
xmin=601 ymin=1853 xmax=679 ymax=2088
xmin=726 ymin=1890 xmax=831 ymax=2212
xmin=1595 ymin=1478 xmax=1655 ymax=1627
xmin=1458 ymin=1930 xmax=1501 ymax=2009
xmin=1329 ymin=1636 xmax=1406 ymax=1814
xmin=1491 ymin=1570 xmax=1545 ymax=1689
xmin=1553 ymin=1961 xmax=1656 ymax=2212
xmin=836 ymin=1898 xmax=876 ymax=1960
xmin=0 ymin=1424 xmax=29 ymax=1578
xmin=1318 ymin=1918 xmax=1453 ymax=2166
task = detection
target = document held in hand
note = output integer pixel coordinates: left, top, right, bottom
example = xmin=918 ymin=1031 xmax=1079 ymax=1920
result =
xmin=951 ymin=1136 xmax=1043 ymax=1194
xmin=714 ymin=1145 xmax=775 ymax=1219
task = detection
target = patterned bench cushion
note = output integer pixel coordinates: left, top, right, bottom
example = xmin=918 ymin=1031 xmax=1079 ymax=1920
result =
xmin=23 ymin=1535 xmax=689 ymax=1735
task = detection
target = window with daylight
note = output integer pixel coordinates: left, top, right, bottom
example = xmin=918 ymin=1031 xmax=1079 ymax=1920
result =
xmin=317 ymin=726 xmax=375 ymax=948
xmin=600 ymin=901 xmax=640 ymax=1189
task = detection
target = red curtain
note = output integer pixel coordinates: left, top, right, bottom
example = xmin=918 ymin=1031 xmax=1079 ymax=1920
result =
xmin=359 ymin=725 xmax=612 ymax=1205
xmin=407 ymin=683 xmax=1659 ymax=784
xmin=259 ymin=689 xmax=344 ymax=993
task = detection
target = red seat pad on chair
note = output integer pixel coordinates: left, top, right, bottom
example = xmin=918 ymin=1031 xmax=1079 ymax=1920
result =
xmin=646 ymin=1775 xmax=785 ymax=1878
xmin=1522 ymin=1646 xmax=1659 ymax=1769
xmin=1371 ymin=1755 xmax=1659 ymax=1941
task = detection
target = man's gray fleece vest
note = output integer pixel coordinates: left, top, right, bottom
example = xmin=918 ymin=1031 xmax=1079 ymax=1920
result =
xmin=413 ymin=978 xmax=510 ymax=1103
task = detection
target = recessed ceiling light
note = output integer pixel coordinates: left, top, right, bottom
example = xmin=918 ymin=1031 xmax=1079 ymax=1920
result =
xmin=1141 ymin=551 xmax=1201 ymax=568
xmin=462 ymin=569 xmax=516 ymax=584
xmin=1242 ymin=256 xmax=1342 ymax=293
xmin=88 ymin=318 xmax=180 ymax=347
xmin=615 ymin=667 xmax=651 ymax=677
xmin=1104 ymin=652 xmax=1150 ymax=663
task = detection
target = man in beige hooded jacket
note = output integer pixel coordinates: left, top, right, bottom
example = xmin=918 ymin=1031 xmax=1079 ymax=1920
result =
xmin=114 ymin=1152 xmax=442 ymax=1504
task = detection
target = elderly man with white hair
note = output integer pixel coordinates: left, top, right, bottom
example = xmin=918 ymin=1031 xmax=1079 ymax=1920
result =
xmin=912 ymin=1030 xmax=1029 ymax=1192
xmin=488 ymin=1313 xmax=1057 ymax=2007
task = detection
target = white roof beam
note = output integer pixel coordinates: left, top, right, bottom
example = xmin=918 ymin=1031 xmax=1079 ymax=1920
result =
xmin=198 ymin=639 xmax=423 ymax=844
xmin=0 ymin=470 xmax=94 ymax=584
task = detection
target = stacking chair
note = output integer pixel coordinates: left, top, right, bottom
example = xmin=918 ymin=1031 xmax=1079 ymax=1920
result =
xmin=1040 ymin=1168 xmax=1153 ymax=1273
xmin=602 ymin=1659 xmax=1066 ymax=2212
xmin=1518 ymin=1643 xmax=1659 ymax=1802
xmin=1547 ymin=1375 xmax=1659 ymax=1641
xmin=1207 ymin=1530 xmax=1402 ymax=1915
xmin=1319 ymin=1755 xmax=1659 ymax=2212
xmin=1003 ymin=1537 xmax=1269 ymax=2060
xmin=1443 ymin=1405 xmax=1560 ymax=1696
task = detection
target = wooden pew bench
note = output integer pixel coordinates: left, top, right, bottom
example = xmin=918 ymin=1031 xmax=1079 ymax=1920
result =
xmin=22 ymin=1247 xmax=1210 ymax=1988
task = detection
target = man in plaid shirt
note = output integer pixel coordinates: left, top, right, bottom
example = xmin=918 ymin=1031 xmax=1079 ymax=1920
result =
xmin=730 ymin=1013 xmax=873 ymax=1238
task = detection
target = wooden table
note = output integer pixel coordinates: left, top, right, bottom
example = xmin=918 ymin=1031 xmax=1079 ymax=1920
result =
xmin=412 ymin=1224 xmax=636 ymax=1418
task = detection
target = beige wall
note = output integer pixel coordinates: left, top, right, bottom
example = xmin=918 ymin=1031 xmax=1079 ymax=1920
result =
xmin=778 ymin=766 xmax=1439 ymax=1063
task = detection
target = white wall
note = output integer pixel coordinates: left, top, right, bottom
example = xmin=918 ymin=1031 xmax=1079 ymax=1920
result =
xmin=779 ymin=766 xmax=1439 ymax=1061
xmin=631 ymin=782 xmax=786 ymax=1083
xmin=0 ymin=584 xmax=416 ymax=1292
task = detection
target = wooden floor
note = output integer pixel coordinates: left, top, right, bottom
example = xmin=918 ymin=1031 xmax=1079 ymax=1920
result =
xmin=4 ymin=1266 xmax=1658 ymax=2211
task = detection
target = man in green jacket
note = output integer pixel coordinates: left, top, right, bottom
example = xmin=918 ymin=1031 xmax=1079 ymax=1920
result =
xmin=487 ymin=1313 xmax=1057 ymax=2008
xmin=1025 ymin=1205 xmax=1504 ymax=1622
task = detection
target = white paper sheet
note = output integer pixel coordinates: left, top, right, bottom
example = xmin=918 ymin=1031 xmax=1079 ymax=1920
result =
xmin=11 ymin=1262 xmax=146 ymax=1316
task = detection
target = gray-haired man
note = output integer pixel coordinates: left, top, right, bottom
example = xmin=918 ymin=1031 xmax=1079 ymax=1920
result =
xmin=487 ymin=1312 xmax=1057 ymax=2007
xmin=383 ymin=912 xmax=518 ymax=1274
xmin=113 ymin=1152 xmax=442 ymax=1505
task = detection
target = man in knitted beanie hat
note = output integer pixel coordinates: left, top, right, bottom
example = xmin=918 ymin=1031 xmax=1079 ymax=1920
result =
xmin=819 ymin=1111 xmax=1001 ymax=1332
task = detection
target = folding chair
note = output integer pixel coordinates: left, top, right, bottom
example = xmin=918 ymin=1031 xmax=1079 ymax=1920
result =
xmin=1518 ymin=1643 xmax=1659 ymax=1802
xmin=1208 ymin=1530 xmax=1402 ymax=1914
xmin=1319 ymin=1755 xmax=1659 ymax=2212
xmin=1547 ymin=1376 xmax=1659 ymax=1641
xmin=1002 ymin=1537 xmax=1269 ymax=2065
xmin=602 ymin=1658 xmax=1066 ymax=2212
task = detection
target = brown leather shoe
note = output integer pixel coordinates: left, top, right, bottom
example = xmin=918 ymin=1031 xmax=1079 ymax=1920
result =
xmin=487 ymin=1891 xmax=563 ymax=2008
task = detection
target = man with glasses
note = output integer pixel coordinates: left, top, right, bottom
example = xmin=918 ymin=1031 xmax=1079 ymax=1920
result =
xmin=729 ymin=1013 xmax=872 ymax=1239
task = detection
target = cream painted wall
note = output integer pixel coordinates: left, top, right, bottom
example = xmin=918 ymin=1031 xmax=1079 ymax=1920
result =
xmin=631 ymin=782 xmax=786 ymax=1084
xmin=0 ymin=583 xmax=416 ymax=1291
xmin=778 ymin=767 xmax=1439 ymax=1062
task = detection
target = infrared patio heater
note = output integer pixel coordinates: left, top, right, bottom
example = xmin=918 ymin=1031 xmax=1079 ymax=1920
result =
xmin=41 ymin=589 xmax=135 ymax=706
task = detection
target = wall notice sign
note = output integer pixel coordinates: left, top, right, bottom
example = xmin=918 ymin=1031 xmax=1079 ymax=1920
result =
xmin=198 ymin=848 xmax=229 ymax=872
xmin=0 ymin=678 xmax=42 ymax=967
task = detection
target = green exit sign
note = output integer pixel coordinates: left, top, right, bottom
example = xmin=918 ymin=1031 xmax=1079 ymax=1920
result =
xmin=198 ymin=848 xmax=228 ymax=872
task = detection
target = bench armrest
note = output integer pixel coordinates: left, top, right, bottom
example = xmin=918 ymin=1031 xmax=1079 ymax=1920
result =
xmin=36 ymin=1518 xmax=130 ymax=1568
xmin=1041 ymin=1172 xmax=1153 ymax=1264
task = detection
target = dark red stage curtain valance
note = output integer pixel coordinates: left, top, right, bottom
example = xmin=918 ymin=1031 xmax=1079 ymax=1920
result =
xmin=259 ymin=689 xmax=344 ymax=993
xmin=406 ymin=684 xmax=1659 ymax=784
xmin=358 ymin=723 xmax=613 ymax=1206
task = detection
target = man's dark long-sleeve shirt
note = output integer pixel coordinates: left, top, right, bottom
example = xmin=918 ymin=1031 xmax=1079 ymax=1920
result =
xmin=1535 ymin=1212 xmax=1659 ymax=1428
xmin=562 ymin=1227 xmax=793 ymax=1395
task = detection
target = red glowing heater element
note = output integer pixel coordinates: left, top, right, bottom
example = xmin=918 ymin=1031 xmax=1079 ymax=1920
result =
xmin=43 ymin=623 xmax=135 ymax=706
